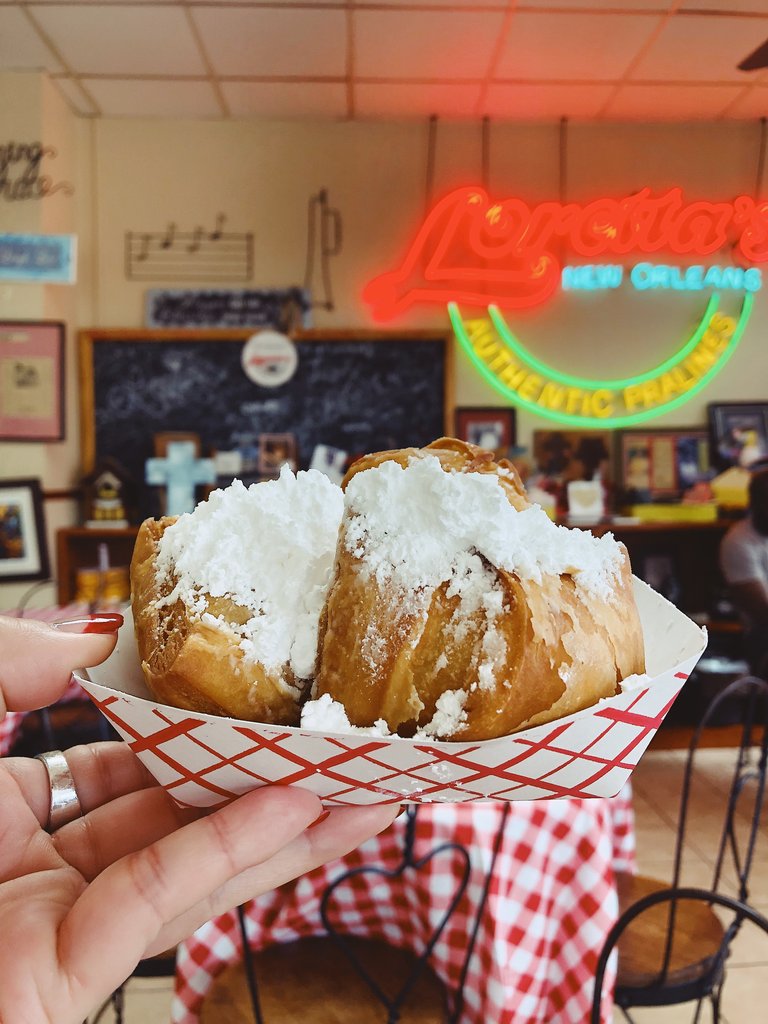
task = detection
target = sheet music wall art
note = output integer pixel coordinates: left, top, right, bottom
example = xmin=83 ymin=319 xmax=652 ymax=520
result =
xmin=124 ymin=213 xmax=253 ymax=282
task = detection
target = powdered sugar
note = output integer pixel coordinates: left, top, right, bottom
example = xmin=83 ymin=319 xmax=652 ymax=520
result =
xmin=344 ymin=455 xmax=622 ymax=601
xmin=153 ymin=468 xmax=343 ymax=678
xmin=415 ymin=690 xmax=469 ymax=738
xmin=300 ymin=693 xmax=391 ymax=736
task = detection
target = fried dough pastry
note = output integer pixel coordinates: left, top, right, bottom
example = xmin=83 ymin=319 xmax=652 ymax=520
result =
xmin=131 ymin=517 xmax=307 ymax=724
xmin=313 ymin=437 xmax=645 ymax=741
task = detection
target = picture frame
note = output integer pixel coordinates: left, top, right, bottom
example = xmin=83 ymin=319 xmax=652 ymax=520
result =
xmin=258 ymin=433 xmax=298 ymax=478
xmin=708 ymin=402 xmax=768 ymax=472
xmin=0 ymin=478 xmax=50 ymax=582
xmin=0 ymin=320 xmax=65 ymax=441
xmin=454 ymin=406 xmax=517 ymax=453
xmin=532 ymin=429 xmax=613 ymax=483
xmin=618 ymin=428 xmax=713 ymax=502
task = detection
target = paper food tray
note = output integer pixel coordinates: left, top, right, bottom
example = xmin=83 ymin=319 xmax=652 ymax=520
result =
xmin=75 ymin=578 xmax=706 ymax=808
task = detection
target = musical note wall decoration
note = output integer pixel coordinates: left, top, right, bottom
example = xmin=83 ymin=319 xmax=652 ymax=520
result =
xmin=124 ymin=213 xmax=253 ymax=282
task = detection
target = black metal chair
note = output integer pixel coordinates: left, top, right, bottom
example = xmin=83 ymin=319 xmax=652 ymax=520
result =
xmin=590 ymin=675 xmax=768 ymax=1024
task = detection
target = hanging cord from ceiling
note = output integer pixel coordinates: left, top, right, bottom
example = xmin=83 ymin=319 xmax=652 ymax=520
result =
xmin=755 ymin=116 xmax=767 ymax=199
xmin=481 ymin=115 xmax=491 ymax=192
xmin=559 ymin=116 xmax=569 ymax=205
xmin=303 ymin=187 xmax=343 ymax=313
xmin=425 ymin=114 xmax=438 ymax=215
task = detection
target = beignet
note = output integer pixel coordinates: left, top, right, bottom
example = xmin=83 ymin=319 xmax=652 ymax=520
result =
xmin=311 ymin=438 xmax=645 ymax=740
xmin=130 ymin=471 xmax=343 ymax=724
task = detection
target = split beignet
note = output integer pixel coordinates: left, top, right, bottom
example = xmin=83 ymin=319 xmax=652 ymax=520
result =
xmin=312 ymin=438 xmax=645 ymax=741
xmin=130 ymin=471 xmax=343 ymax=724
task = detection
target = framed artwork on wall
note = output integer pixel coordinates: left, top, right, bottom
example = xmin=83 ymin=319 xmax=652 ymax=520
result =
xmin=0 ymin=321 xmax=65 ymax=441
xmin=708 ymin=402 xmax=768 ymax=471
xmin=0 ymin=478 xmax=50 ymax=583
xmin=454 ymin=406 xmax=517 ymax=453
xmin=618 ymin=429 xmax=713 ymax=502
xmin=532 ymin=429 xmax=613 ymax=483
xmin=258 ymin=433 xmax=298 ymax=478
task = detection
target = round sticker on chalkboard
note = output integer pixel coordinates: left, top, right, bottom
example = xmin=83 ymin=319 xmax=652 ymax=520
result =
xmin=241 ymin=330 xmax=298 ymax=388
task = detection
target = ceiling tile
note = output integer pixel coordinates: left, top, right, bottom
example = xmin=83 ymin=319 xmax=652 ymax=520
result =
xmin=25 ymin=0 xmax=163 ymax=3
xmin=631 ymin=14 xmax=768 ymax=81
xmin=31 ymin=5 xmax=205 ymax=75
xmin=0 ymin=6 xmax=63 ymax=73
xmin=605 ymin=83 xmax=744 ymax=119
xmin=725 ymin=85 xmax=768 ymax=118
xmin=355 ymin=10 xmax=505 ymax=79
xmin=222 ymin=81 xmax=347 ymax=118
xmin=355 ymin=82 xmax=483 ymax=119
xmin=679 ymin=1 xmax=768 ymax=11
xmin=483 ymin=82 xmax=615 ymax=119
xmin=51 ymin=75 xmax=98 ymax=115
xmin=193 ymin=7 xmax=346 ymax=78
xmin=496 ymin=12 xmax=661 ymax=80
xmin=524 ymin=0 xmax=674 ymax=7
xmin=84 ymin=78 xmax=221 ymax=118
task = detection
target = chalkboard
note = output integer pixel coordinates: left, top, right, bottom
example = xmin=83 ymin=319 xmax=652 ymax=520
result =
xmin=79 ymin=329 xmax=452 ymax=515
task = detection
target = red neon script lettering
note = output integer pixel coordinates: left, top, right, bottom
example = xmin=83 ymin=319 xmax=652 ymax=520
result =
xmin=362 ymin=187 xmax=768 ymax=320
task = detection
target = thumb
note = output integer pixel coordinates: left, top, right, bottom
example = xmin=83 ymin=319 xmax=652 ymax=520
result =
xmin=0 ymin=614 xmax=122 ymax=714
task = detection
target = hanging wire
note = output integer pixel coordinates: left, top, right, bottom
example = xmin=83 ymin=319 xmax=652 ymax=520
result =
xmin=425 ymin=114 xmax=438 ymax=215
xmin=559 ymin=116 xmax=569 ymax=204
xmin=481 ymin=116 xmax=491 ymax=191
xmin=756 ymin=117 xmax=767 ymax=199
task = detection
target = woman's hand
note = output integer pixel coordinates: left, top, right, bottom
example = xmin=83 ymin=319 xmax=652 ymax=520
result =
xmin=0 ymin=615 xmax=398 ymax=1024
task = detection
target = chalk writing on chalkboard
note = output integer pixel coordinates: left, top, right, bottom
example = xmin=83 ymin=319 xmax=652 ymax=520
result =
xmin=125 ymin=214 xmax=253 ymax=282
xmin=144 ymin=287 xmax=312 ymax=329
xmin=80 ymin=330 xmax=451 ymax=519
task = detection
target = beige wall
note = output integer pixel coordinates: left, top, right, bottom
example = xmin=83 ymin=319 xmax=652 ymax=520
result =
xmin=2 ymin=70 xmax=767 ymax=607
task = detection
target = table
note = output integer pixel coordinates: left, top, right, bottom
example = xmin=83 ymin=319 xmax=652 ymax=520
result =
xmin=173 ymin=789 xmax=635 ymax=1024
xmin=0 ymin=603 xmax=89 ymax=757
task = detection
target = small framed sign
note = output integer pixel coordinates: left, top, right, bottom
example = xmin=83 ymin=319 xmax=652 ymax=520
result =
xmin=618 ymin=428 xmax=712 ymax=501
xmin=0 ymin=321 xmax=65 ymax=441
xmin=708 ymin=402 xmax=768 ymax=471
xmin=0 ymin=234 xmax=76 ymax=284
xmin=0 ymin=478 xmax=50 ymax=582
xmin=454 ymin=406 xmax=517 ymax=453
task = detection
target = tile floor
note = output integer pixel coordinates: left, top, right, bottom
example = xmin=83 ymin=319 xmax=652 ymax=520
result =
xmin=90 ymin=747 xmax=767 ymax=1024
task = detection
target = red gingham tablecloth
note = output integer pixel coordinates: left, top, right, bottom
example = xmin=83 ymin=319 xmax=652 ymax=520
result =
xmin=0 ymin=604 xmax=89 ymax=756
xmin=174 ymin=788 xmax=635 ymax=1024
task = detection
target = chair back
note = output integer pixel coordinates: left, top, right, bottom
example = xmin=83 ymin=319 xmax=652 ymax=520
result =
xmin=670 ymin=675 xmax=768 ymax=905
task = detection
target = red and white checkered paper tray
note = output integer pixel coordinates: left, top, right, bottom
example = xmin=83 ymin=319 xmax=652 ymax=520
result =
xmin=75 ymin=578 xmax=706 ymax=810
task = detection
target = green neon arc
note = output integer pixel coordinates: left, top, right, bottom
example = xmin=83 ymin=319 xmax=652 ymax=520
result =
xmin=487 ymin=294 xmax=719 ymax=390
xmin=449 ymin=294 xmax=753 ymax=429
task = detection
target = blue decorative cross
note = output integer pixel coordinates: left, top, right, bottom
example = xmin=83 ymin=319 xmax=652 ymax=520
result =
xmin=145 ymin=441 xmax=216 ymax=517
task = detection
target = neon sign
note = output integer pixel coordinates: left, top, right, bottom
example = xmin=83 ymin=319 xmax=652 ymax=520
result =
xmin=363 ymin=185 xmax=760 ymax=426
xmin=449 ymin=295 xmax=752 ymax=428
xmin=363 ymin=186 xmax=768 ymax=318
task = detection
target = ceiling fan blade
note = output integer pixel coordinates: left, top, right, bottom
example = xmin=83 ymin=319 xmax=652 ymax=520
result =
xmin=738 ymin=37 xmax=768 ymax=72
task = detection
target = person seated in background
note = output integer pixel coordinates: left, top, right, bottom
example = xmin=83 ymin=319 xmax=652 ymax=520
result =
xmin=720 ymin=468 xmax=768 ymax=677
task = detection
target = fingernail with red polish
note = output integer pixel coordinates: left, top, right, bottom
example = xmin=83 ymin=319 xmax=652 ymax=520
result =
xmin=53 ymin=612 xmax=124 ymax=634
xmin=308 ymin=809 xmax=331 ymax=829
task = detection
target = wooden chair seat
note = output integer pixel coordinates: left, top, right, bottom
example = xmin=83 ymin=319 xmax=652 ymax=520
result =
xmin=199 ymin=936 xmax=449 ymax=1024
xmin=616 ymin=873 xmax=726 ymax=989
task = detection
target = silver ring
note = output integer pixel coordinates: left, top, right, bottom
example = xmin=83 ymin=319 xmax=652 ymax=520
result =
xmin=35 ymin=750 xmax=82 ymax=832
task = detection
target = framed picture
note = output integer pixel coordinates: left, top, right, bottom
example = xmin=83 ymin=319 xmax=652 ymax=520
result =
xmin=708 ymin=402 xmax=768 ymax=472
xmin=533 ymin=429 xmax=613 ymax=483
xmin=258 ymin=433 xmax=298 ymax=478
xmin=618 ymin=429 xmax=712 ymax=501
xmin=0 ymin=321 xmax=65 ymax=440
xmin=0 ymin=478 xmax=50 ymax=582
xmin=454 ymin=407 xmax=516 ymax=453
